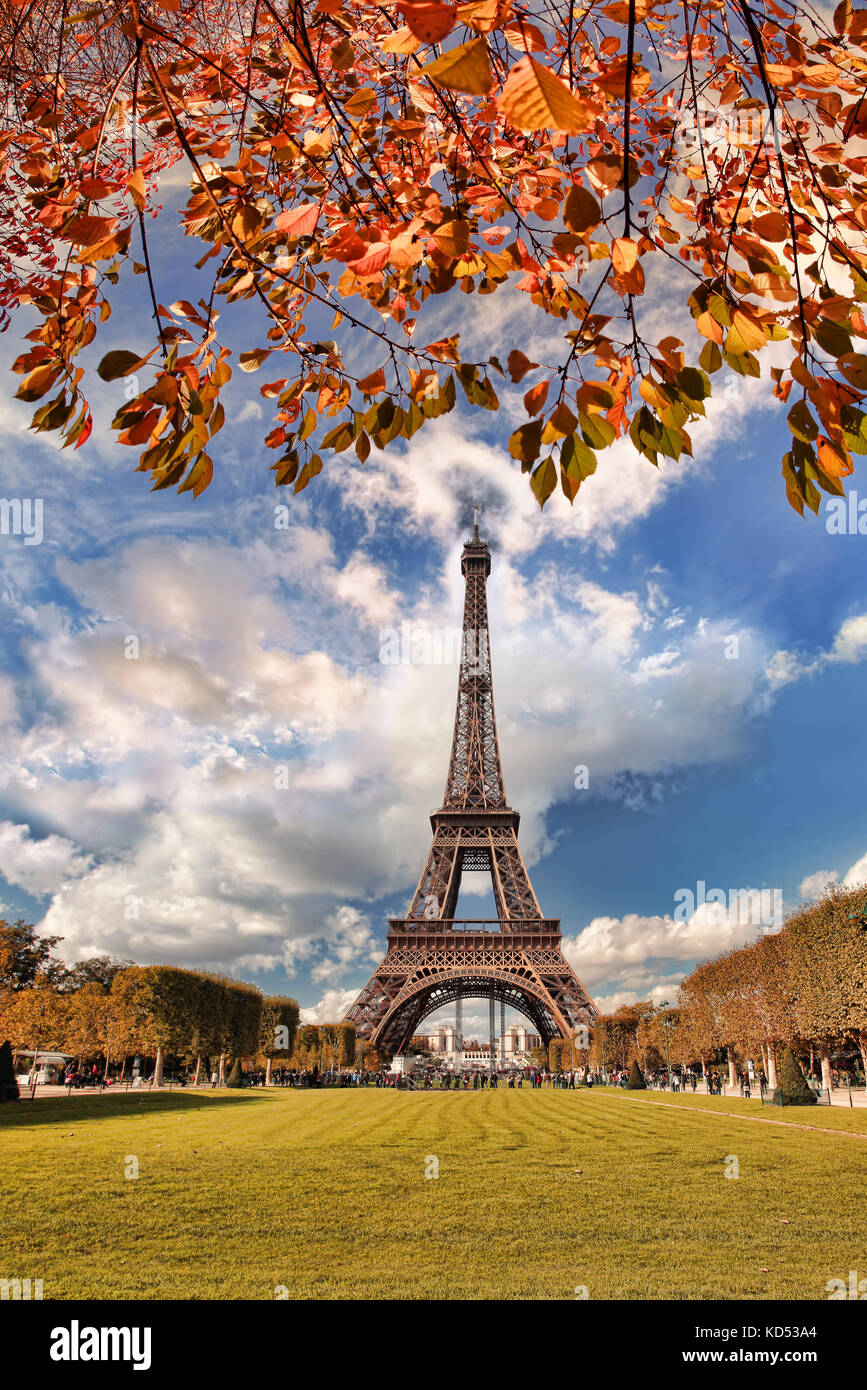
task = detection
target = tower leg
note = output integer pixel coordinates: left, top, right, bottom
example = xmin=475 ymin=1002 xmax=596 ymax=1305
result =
xmin=455 ymin=997 xmax=462 ymax=1070
xmin=489 ymin=987 xmax=495 ymax=1075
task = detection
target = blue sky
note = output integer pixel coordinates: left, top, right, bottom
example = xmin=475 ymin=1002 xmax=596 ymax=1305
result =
xmin=1 ymin=197 xmax=866 ymax=1038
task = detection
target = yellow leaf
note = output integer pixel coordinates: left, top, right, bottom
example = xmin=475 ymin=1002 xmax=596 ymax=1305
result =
xmin=422 ymin=38 xmax=494 ymax=96
xmin=499 ymin=56 xmax=593 ymax=134
xmin=728 ymin=309 xmax=766 ymax=354
xmin=456 ymin=0 xmax=500 ymax=32
xmin=344 ymin=88 xmax=378 ymax=118
xmin=77 ymin=229 xmax=131 ymax=264
xmin=542 ymin=401 xmax=578 ymax=442
xmin=433 ymin=219 xmax=470 ymax=257
xmin=454 ymin=253 xmax=484 ymax=276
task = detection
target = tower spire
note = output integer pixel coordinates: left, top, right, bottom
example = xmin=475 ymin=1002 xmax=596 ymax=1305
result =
xmin=443 ymin=521 xmax=503 ymax=810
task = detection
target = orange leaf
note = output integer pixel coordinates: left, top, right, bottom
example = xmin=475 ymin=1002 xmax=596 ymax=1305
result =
xmin=119 ymin=410 xmax=161 ymax=446
xmin=398 ymin=1 xmax=456 ymax=44
xmin=696 ymin=311 xmax=724 ymax=345
xmin=502 ymin=22 xmax=547 ymax=51
xmin=480 ymin=225 xmax=509 ymax=245
xmin=587 ymin=155 xmax=637 ymax=197
xmin=817 ymin=436 xmax=853 ymax=477
xmin=764 ymin=63 xmax=794 ymax=86
xmin=422 ymin=38 xmax=494 ymax=95
xmin=127 ymin=168 xmax=146 ymax=212
xmin=612 ymin=237 xmax=639 ymax=274
xmin=594 ymin=61 xmax=652 ymax=100
xmin=499 ymin=57 xmax=594 ymax=134
xmin=65 ymin=213 xmax=119 ymax=248
xmin=358 ymin=367 xmax=387 ymax=394
xmin=524 ymin=378 xmax=550 ymax=415
xmin=433 ymin=219 xmax=470 ymax=257
xmin=382 ymin=25 xmax=421 ymax=54
xmin=389 ymin=228 xmax=425 ymax=268
xmin=563 ymin=184 xmax=601 ymax=234
xmin=77 ymin=229 xmax=130 ymax=264
xmin=752 ymin=211 xmax=789 ymax=242
xmin=304 ymin=128 xmax=333 ymax=157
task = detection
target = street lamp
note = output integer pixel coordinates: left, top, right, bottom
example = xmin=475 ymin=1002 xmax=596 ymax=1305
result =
xmin=659 ymin=1000 xmax=673 ymax=1090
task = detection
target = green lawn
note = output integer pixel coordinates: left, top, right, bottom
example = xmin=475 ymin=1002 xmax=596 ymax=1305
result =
xmin=1 ymin=1087 xmax=864 ymax=1300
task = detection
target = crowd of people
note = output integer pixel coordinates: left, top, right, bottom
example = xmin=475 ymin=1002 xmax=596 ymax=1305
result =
xmin=46 ymin=1057 xmax=862 ymax=1095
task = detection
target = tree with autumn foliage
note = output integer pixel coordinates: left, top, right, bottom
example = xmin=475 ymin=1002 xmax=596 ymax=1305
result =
xmin=589 ymin=1001 xmax=654 ymax=1070
xmin=1 ymin=1 xmax=865 ymax=514
xmin=258 ymin=993 xmax=300 ymax=1082
xmin=0 ymin=971 xmax=68 ymax=1081
xmin=785 ymin=884 xmax=867 ymax=1086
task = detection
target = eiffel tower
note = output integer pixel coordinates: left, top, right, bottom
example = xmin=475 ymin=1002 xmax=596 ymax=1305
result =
xmin=346 ymin=513 xmax=598 ymax=1056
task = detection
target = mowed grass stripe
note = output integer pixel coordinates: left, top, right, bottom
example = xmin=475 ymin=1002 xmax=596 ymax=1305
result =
xmin=601 ymin=1086 xmax=867 ymax=1135
xmin=1 ymin=1089 xmax=862 ymax=1300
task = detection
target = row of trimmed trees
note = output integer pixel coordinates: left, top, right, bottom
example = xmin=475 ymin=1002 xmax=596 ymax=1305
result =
xmin=677 ymin=885 xmax=867 ymax=1089
xmin=0 ymin=963 xmax=361 ymax=1084
xmin=586 ymin=886 xmax=867 ymax=1087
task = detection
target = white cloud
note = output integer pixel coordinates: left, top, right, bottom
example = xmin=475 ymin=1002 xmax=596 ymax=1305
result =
xmin=563 ymin=890 xmax=782 ymax=1005
xmin=235 ymin=400 xmax=263 ymax=424
xmin=0 ymin=822 xmax=92 ymax=897
xmin=766 ymin=611 xmax=867 ymax=688
xmin=798 ymin=869 xmax=840 ymax=900
xmin=300 ymin=986 xmax=360 ymax=1025
xmin=843 ymin=852 xmax=867 ymax=888
xmin=795 ymin=845 xmax=867 ymax=911
xmin=310 ymin=906 xmax=381 ymax=982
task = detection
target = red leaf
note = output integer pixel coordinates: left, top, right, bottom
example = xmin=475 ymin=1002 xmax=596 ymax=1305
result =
xmin=508 ymin=349 xmax=540 ymax=383
xmin=398 ymin=2 xmax=457 ymax=44
xmin=274 ymin=204 xmax=319 ymax=238
xmin=348 ymin=242 xmax=390 ymax=277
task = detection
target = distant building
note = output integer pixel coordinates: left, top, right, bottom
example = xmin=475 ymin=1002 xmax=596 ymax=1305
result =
xmin=412 ymin=1021 xmax=541 ymax=1068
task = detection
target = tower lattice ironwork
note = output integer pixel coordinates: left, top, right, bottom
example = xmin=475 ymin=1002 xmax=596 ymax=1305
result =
xmin=346 ymin=515 xmax=598 ymax=1056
